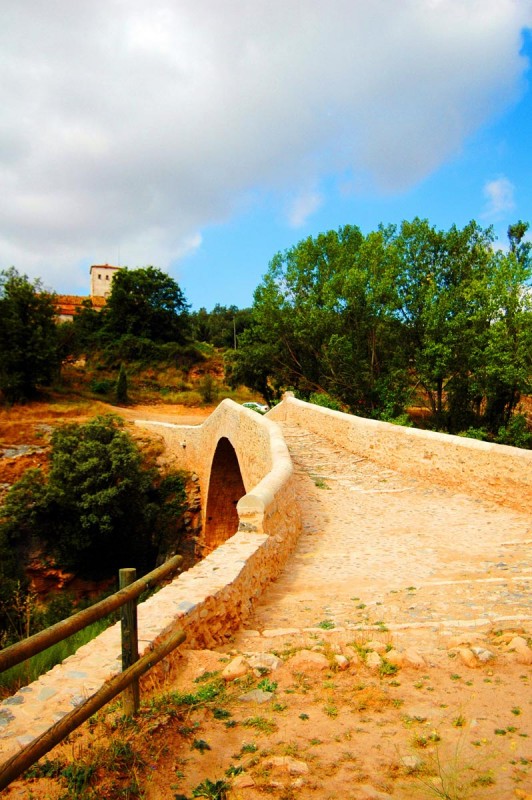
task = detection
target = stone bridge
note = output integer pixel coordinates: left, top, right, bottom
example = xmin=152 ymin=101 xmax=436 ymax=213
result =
xmin=1 ymin=395 xmax=531 ymax=761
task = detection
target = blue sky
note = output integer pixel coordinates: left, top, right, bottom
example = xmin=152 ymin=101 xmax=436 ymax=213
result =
xmin=1 ymin=2 xmax=531 ymax=310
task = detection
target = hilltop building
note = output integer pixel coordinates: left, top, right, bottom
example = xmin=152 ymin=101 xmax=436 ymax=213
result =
xmin=90 ymin=264 xmax=121 ymax=298
xmin=55 ymin=264 xmax=121 ymax=322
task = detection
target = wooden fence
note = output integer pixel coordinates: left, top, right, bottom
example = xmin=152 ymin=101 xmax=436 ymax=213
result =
xmin=0 ymin=555 xmax=186 ymax=791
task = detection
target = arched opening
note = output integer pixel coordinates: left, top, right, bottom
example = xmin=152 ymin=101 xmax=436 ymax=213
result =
xmin=201 ymin=437 xmax=246 ymax=556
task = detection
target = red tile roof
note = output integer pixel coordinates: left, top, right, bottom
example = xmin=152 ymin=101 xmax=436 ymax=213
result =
xmin=54 ymin=295 xmax=106 ymax=318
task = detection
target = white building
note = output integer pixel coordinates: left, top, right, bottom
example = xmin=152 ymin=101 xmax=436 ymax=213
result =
xmin=90 ymin=264 xmax=121 ymax=298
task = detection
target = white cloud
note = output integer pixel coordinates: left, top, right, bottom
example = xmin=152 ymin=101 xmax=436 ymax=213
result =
xmin=0 ymin=0 xmax=531 ymax=290
xmin=287 ymin=191 xmax=324 ymax=228
xmin=482 ymin=176 xmax=516 ymax=218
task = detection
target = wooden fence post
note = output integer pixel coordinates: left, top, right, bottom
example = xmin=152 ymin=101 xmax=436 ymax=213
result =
xmin=0 ymin=629 xmax=186 ymax=792
xmin=119 ymin=567 xmax=139 ymax=715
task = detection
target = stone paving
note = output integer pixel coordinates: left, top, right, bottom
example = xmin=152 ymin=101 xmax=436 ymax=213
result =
xmin=235 ymin=422 xmax=531 ymax=653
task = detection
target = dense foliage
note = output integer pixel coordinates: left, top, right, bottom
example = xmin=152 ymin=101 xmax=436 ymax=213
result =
xmin=231 ymin=219 xmax=532 ymax=439
xmin=0 ymin=416 xmax=187 ymax=642
xmin=68 ymin=266 xmax=193 ymax=359
xmin=102 ymin=266 xmax=191 ymax=343
xmin=0 ymin=268 xmax=60 ymax=402
xmin=191 ymin=304 xmax=252 ymax=348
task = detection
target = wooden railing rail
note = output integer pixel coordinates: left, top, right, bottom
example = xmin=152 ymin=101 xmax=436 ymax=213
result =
xmin=0 ymin=554 xmax=182 ymax=674
xmin=0 ymin=627 xmax=186 ymax=791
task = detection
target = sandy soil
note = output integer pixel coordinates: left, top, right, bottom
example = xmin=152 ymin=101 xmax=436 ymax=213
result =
xmin=0 ymin=400 xmax=211 ymax=491
xmin=2 ymin=403 xmax=531 ymax=799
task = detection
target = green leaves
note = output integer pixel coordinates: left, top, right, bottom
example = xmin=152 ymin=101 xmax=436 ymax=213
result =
xmin=103 ymin=266 xmax=190 ymax=344
xmin=234 ymin=218 xmax=531 ymax=440
xmin=0 ymin=268 xmax=59 ymax=402
xmin=0 ymin=415 xmax=187 ymax=584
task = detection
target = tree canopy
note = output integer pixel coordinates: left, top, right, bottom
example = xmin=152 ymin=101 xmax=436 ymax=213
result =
xmin=191 ymin=304 xmax=252 ymax=348
xmin=102 ymin=266 xmax=191 ymax=343
xmin=231 ymin=219 xmax=532 ymax=438
xmin=0 ymin=415 xmax=187 ymax=581
xmin=0 ymin=268 xmax=59 ymax=402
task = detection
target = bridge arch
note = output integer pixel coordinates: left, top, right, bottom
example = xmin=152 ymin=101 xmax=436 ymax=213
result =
xmin=201 ymin=436 xmax=246 ymax=555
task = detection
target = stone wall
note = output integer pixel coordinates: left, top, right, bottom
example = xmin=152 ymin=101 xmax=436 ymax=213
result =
xmin=268 ymin=394 xmax=532 ymax=513
xmin=137 ymin=399 xmax=298 ymax=537
xmin=0 ymin=401 xmax=302 ymax=762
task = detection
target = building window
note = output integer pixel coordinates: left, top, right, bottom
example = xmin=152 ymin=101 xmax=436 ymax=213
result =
xmin=106 ymin=275 xmax=109 ymax=280
xmin=98 ymin=274 xmax=102 ymax=280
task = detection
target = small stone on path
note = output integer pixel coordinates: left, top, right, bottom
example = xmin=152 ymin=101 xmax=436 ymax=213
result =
xmin=232 ymin=773 xmax=255 ymax=789
xmin=268 ymin=756 xmax=309 ymax=775
xmin=365 ymin=651 xmax=382 ymax=669
xmin=403 ymin=648 xmax=426 ymax=668
xmin=287 ymin=650 xmax=330 ymax=671
xmin=222 ymin=655 xmax=249 ymax=681
xmin=402 ymin=754 xmax=423 ymax=773
xmin=458 ymin=648 xmax=478 ymax=668
xmin=238 ymin=689 xmax=273 ymax=703
xmin=247 ymin=653 xmax=282 ymax=672
xmin=366 ymin=640 xmax=387 ymax=653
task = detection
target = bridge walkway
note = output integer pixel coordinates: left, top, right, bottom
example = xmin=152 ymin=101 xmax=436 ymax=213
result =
xmin=235 ymin=421 xmax=531 ymax=652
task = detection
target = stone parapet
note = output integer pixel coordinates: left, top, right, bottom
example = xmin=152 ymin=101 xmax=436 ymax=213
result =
xmin=0 ymin=530 xmax=300 ymax=761
xmin=268 ymin=394 xmax=532 ymax=513
xmin=137 ymin=399 xmax=297 ymax=536
xmin=0 ymin=402 xmax=302 ymax=764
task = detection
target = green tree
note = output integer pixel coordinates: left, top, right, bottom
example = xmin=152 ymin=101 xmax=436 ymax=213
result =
xmin=508 ymin=220 xmax=531 ymax=269
xmin=115 ymin=363 xmax=129 ymax=404
xmin=102 ymin=266 xmax=191 ymax=343
xmin=0 ymin=416 xmax=187 ymax=582
xmin=233 ymin=218 xmax=531 ymax=435
xmin=191 ymin=304 xmax=252 ymax=348
xmin=70 ymin=298 xmax=106 ymax=353
xmin=0 ymin=268 xmax=59 ymax=402
xmin=478 ymin=242 xmax=532 ymax=432
xmin=391 ymin=218 xmax=496 ymax=429
xmin=231 ymin=225 xmax=407 ymax=414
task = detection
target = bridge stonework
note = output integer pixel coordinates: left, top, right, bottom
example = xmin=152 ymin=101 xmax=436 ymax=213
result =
xmin=268 ymin=393 xmax=532 ymax=514
xmin=1 ymin=396 xmax=530 ymax=763
xmin=0 ymin=400 xmax=302 ymax=762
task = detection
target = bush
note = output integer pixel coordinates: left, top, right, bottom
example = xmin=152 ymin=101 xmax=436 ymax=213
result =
xmin=495 ymin=414 xmax=532 ymax=449
xmin=309 ymin=392 xmax=342 ymax=411
xmin=89 ymin=377 xmax=114 ymax=395
xmin=101 ymin=335 xmax=160 ymax=365
xmin=0 ymin=416 xmax=187 ymax=581
xmin=115 ymin=363 xmax=129 ymax=404
xmin=382 ymin=413 xmax=413 ymax=427
xmin=199 ymin=374 xmax=217 ymax=404
xmin=458 ymin=427 xmax=489 ymax=441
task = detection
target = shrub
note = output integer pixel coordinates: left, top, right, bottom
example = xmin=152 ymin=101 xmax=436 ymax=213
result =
xmin=89 ymin=377 xmax=114 ymax=395
xmin=495 ymin=413 xmax=532 ymax=449
xmin=458 ymin=427 xmax=489 ymax=441
xmin=0 ymin=416 xmax=187 ymax=584
xmin=309 ymin=392 xmax=342 ymax=411
xmin=115 ymin=363 xmax=129 ymax=404
xmin=199 ymin=374 xmax=217 ymax=404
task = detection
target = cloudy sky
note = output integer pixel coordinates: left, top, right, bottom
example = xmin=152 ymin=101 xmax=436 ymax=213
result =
xmin=2 ymin=1 xmax=532 ymax=309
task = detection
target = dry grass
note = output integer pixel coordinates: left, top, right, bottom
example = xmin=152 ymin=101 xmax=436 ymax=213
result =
xmin=6 ymin=637 xmax=530 ymax=800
